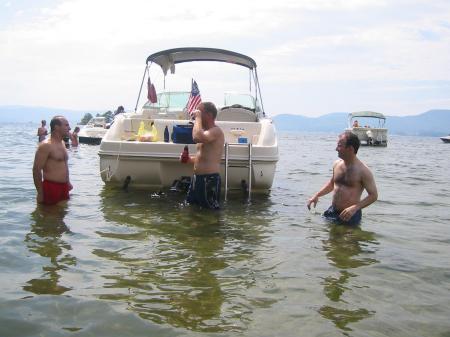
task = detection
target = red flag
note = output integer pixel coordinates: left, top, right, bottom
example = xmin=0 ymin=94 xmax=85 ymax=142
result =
xmin=186 ymin=80 xmax=202 ymax=117
xmin=147 ymin=78 xmax=157 ymax=103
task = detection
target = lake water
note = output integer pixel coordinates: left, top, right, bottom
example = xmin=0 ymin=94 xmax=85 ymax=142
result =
xmin=1 ymin=123 xmax=449 ymax=337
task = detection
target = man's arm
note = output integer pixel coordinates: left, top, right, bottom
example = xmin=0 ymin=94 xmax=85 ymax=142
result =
xmin=65 ymin=152 xmax=73 ymax=191
xmin=307 ymin=162 xmax=337 ymax=209
xmin=357 ymin=168 xmax=378 ymax=209
xmin=32 ymin=144 xmax=49 ymax=203
xmin=307 ymin=178 xmax=334 ymax=209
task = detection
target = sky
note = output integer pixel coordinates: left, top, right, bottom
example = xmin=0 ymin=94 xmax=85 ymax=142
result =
xmin=1 ymin=0 xmax=450 ymax=117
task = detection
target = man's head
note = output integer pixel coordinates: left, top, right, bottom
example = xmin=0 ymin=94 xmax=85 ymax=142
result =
xmin=337 ymin=131 xmax=360 ymax=158
xmin=50 ymin=116 xmax=70 ymax=136
xmin=198 ymin=102 xmax=218 ymax=121
xmin=41 ymin=120 xmax=46 ymax=126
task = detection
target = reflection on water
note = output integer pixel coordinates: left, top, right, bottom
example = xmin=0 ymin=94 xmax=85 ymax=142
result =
xmin=24 ymin=205 xmax=76 ymax=295
xmin=92 ymin=186 xmax=276 ymax=332
xmin=4 ymin=128 xmax=450 ymax=336
xmin=319 ymin=224 xmax=379 ymax=332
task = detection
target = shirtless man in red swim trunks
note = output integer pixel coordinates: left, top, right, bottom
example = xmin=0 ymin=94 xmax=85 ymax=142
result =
xmin=33 ymin=116 xmax=73 ymax=205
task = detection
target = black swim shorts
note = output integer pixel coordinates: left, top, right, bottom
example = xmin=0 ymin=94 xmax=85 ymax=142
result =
xmin=186 ymin=173 xmax=221 ymax=209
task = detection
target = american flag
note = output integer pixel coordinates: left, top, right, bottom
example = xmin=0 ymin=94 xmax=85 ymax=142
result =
xmin=186 ymin=79 xmax=202 ymax=117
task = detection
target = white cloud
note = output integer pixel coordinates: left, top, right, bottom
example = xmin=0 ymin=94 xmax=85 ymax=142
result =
xmin=0 ymin=0 xmax=449 ymax=116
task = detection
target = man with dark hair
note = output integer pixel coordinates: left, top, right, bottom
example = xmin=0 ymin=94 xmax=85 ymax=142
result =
xmin=114 ymin=105 xmax=125 ymax=116
xmin=33 ymin=116 xmax=73 ymax=205
xmin=181 ymin=102 xmax=224 ymax=209
xmin=307 ymin=131 xmax=378 ymax=225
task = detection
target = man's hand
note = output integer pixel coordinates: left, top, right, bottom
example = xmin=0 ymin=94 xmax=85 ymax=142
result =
xmin=339 ymin=205 xmax=358 ymax=222
xmin=194 ymin=109 xmax=202 ymax=120
xmin=307 ymin=195 xmax=319 ymax=210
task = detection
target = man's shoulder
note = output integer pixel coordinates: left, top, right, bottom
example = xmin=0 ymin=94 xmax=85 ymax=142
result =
xmin=210 ymin=125 xmax=225 ymax=139
xmin=36 ymin=140 xmax=53 ymax=156
xmin=211 ymin=124 xmax=224 ymax=132
xmin=333 ymin=159 xmax=344 ymax=168
xmin=357 ymin=159 xmax=374 ymax=176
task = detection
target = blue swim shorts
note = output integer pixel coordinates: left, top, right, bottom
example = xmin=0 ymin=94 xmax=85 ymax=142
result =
xmin=323 ymin=205 xmax=362 ymax=226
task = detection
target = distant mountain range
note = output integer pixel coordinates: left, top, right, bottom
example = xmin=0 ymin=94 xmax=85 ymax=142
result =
xmin=273 ymin=109 xmax=450 ymax=136
xmin=0 ymin=105 xmax=103 ymax=125
xmin=1 ymin=105 xmax=449 ymax=136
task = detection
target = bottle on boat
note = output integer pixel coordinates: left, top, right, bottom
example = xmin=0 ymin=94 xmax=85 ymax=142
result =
xmin=181 ymin=145 xmax=189 ymax=163
xmin=164 ymin=125 xmax=169 ymax=142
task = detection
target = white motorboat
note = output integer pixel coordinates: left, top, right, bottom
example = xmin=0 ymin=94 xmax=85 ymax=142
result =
xmin=78 ymin=117 xmax=108 ymax=145
xmin=440 ymin=135 xmax=450 ymax=143
xmin=98 ymin=47 xmax=279 ymax=194
xmin=346 ymin=111 xmax=388 ymax=146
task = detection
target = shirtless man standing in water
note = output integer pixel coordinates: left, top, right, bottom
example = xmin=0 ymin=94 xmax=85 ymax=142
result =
xmin=307 ymin=131 xmax=378 ymax=225
xmin=181 ymin=102 xmax=224 ymax=209
xmin=37 ymin=120 xmax=48 ymax=142
xmin=33 ymin=116 xmax=73 ymax=205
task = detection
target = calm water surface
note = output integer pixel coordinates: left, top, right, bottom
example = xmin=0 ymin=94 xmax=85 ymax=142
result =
xmin=0 ymin=123 xmax=449 ymax=337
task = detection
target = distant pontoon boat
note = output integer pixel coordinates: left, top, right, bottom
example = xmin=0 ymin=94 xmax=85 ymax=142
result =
xmin=347 ymin=111 xmax=388 ymax=146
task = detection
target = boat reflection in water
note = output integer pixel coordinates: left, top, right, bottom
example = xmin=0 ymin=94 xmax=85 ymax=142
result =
xmin=319 ymin=224 xmax=379 ymax=332
xmin=95 ymin=186 xmax=278 ymax=332
xmin=24 ymin=205 xmax=75 ymax=295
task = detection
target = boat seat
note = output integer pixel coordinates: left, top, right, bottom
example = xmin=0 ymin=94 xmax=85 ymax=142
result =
xmin=217 ymin=107 xmax=257 ymax=122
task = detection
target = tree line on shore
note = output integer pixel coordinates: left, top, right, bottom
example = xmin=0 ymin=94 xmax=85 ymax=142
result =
xmin=79 ymin=110 xmax=113 ymax=125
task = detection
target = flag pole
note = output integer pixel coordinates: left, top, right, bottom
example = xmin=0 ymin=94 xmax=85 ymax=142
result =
xmin=134 ymin=65 xmax=148 ymax=113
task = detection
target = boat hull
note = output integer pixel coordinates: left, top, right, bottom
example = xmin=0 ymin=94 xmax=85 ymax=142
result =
xmin=78 ymin=126 xmax=107 ymax=145
xmin=79 ymin=136 xmax=102 ymax=145
xmin=98 ymin=116 xmax=278 ymax=191
xmin=440 ymin=136 xmax=450 ymax=143
xmin=348 ymin=127 xmax=388 ymax=146
xmin=99 ymin=143 xmax=277 ymax=191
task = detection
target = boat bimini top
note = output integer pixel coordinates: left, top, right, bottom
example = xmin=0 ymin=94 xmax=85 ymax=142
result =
xmin=146 ymin=47 xmax=257 ymax=74
xmin=349 ymin=111 xmax=386 ymax=120
xmin=136 ymin=47 xmax=265 ymax=116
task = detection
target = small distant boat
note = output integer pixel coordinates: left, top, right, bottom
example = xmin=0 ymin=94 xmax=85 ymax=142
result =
xmin=440 ymin=135 xmax=450 ymax=143
xmin=346 ymin=111 xmax=388 ymax=146
xmin=78 ymin=117 xmax=108 ymax=145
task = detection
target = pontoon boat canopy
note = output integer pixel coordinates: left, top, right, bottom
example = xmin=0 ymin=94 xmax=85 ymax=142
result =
xmin=146 ymin=47 xmax=257 ymax=75
xmin=349 ymin=111 xmax=386 ymax=119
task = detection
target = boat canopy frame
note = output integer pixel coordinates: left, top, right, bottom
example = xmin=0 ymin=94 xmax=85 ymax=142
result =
xmin=134 ymin=47 xmax=265 ymax=116
xmin=348 ymin=111 xmax=387 ymax=128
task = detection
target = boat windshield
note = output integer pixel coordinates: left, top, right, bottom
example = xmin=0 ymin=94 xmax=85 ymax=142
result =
xmin=143 ymin=92 xmax=190 ymax=110
xmin=223 ymin=93 xmax=260 ymax=112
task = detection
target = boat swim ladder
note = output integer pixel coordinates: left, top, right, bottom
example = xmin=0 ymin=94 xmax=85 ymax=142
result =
xmin=224 ymin=142 xmax=253 ymax=202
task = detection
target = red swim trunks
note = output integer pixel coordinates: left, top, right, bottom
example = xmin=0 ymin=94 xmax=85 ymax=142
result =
xmin=43 ymin=180 xmax=70 ymax=205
